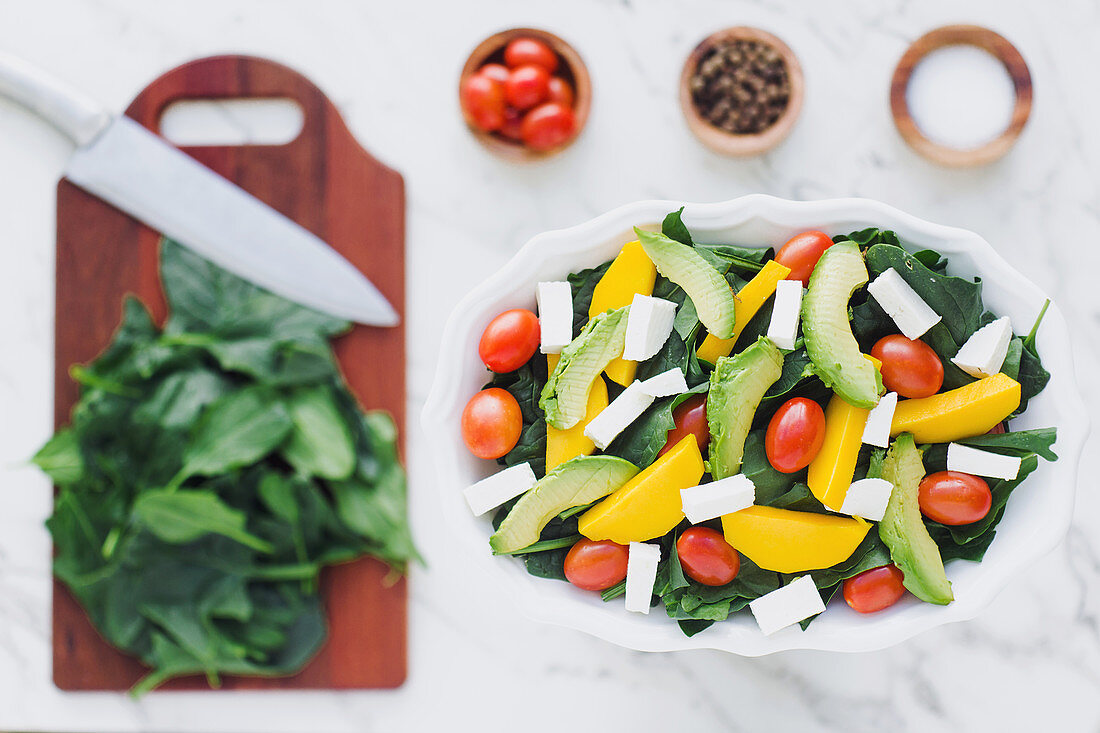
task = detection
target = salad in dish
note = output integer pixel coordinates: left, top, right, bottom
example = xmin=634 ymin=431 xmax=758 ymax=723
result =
xmin=459 ymin=208 xmax=1056 ymax=637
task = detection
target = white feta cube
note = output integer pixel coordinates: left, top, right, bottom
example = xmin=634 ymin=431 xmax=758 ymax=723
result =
xmin=838 ymin=478 xmax=895 ymax=521
xmin=536 ymin=281 xmax=574 ymax=354
xmin=947 ymin=443 xmax=1021 ymax=480
xmin=861 ymin=392 xmax=898 ymax=448
xmin=623 ymin=294 xmax=678 ymax=361
xmin=681 ymin=474 xmax=756 ymax=524
xmin=867 ymin=268 xmax=942 ymax=340
xmin=749 ymin=575 xmax=826 ymax=635
xmin=583 ymin=382 xmax=655 ymax=450
xmin=639 ymin=367 xmax=688 ymax=398
xmin=625 ymin=542 xmax=662 ymax=613
xmin=766 ymin=279 xmax=804 ymax=350
xmin=464 ymin=463 xmax=538 ymax=517
xmin=952 ymin=316 xmax=1013 ymax=379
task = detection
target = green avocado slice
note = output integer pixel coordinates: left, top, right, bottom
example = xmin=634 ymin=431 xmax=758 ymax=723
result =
xmin=879 ymin=433 xmax=954 ymax=605
xmin=636 ymin=228 xmax=736 ymax=340
xmin=707 ymin=336 xmax=784 ymax=479
xmin=489 ymin=455 xmax=639 ymax=554
xmin=802 ymin=242 xmax=882 ymax=408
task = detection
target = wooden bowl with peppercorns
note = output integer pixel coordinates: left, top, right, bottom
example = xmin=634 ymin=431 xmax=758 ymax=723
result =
xmin=680 ymin=27 xmax=803 ymax=156
xmin=459 ymin=28 xmax=591 ymax=162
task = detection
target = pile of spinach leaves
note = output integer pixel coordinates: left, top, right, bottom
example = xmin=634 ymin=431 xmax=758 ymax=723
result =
xmin=34 ymin=240 xmax=417 ymax=694
xmin=484 ymin=211 xmax=1057 ymax=637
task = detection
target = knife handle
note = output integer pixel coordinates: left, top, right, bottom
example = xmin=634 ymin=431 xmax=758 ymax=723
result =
xmin=0 ymin=52 xmax=111 ymax=145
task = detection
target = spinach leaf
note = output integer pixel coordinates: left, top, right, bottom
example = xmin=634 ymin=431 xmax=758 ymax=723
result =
xmin=172 ymin=388 xmax=293 ymax=487
xmin=133 ymin=489 xmax=274 ymax=553
xmin=607 ymin=384 xmax=708 ymax=467
xmin=281 ymin=384 xmax=356 ymax=480
xmin=741 ymin=430 xmax=804 ymax=504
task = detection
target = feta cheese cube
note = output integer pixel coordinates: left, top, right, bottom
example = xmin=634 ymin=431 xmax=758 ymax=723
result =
xmin=749 ymin=575 xmax=826 ymax=635
xmin=681 ymin=474 xmax=756 ymax=524
xmin=838 ymin=478 xmax=895 ymax=521
xmin=536 ymin=281 xmax=574 ymax=354
xmin=861 ymin=392 xmax=898 ymax=448
xmin=947 ymin=443 xmax=1021 ymax=480
xmin=766 ymin=279 xmax=804 ymax=350
xmin=952 ymin=316 xmax=1013 ymax=378
xmin=583 ymin=382 xmax=655 ymax=450
xmin=625 ymin=542 xmax=661 ymax=613
xmin=464 ymin=463 xmax=538 ymax=517
xmin=639 ymin=367 xmax=688 ymax=398
xmin=623 ymin=294 xmax=678 ymax=361
xmin=866 ymin=268 xmax=942 ymax=340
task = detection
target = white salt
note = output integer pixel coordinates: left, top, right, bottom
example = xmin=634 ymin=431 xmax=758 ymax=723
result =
xmin=906 ymin=44 xmax=1016 ymax=150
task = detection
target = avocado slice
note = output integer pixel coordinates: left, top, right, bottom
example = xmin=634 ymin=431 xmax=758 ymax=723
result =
xmin=540 ymin=306 xmax=629 ymax=430
xmin=878 ymin=433 xmax=954 ymax=604
xmin=708 ymin=336 xmax=784 ymax=479
xmin=802 ymin=242 xmax=883 ymax=408
xmin=489 ymin=455 xmax=639 ymax=554
xmin=635 ymin=228 xmax=737 ymax=340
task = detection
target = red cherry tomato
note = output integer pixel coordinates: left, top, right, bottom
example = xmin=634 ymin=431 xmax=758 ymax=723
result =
xmin=460 ymin=74 xmax=506 ymax=132
xmin=499 ymin=107 xmax=524 ymax=140
xmin=658 ymin=394 xmax=708 ymax=457
xmin=774 ymin=231 xmax=834 ymax=286
xmin=564 ymin=539 xmax=629 ymax=591
xmin=461 ymin=388 xmax=522 ymax=459
xmin=918 ymin=471 xmax=992 ymax=525
xmin=765 ymin=397 xmax=827 ymax=473
xmin=521 ymin=103 xmax=576 ymax=151
xmin=504 ymin=65 xmax=551 ymax=111
xmin=843 ymin=565 xmax=906 ymax=614
xmin=504 ymin=37 xmax=559 ymax=73
xmin=478 ymin=309 xmax=540 ymax=373
xmin=547 ymin=76 xmax=574 ymax=107
xmin=676 ymin=527 xmax=740 ymax=586
xmin=987 ymin=422 xmax=1006 ymax=435
xmin=870 ymin=335 xmax=944 ymax=399
xmin=478 ymin=63 xmax=510 ymax=83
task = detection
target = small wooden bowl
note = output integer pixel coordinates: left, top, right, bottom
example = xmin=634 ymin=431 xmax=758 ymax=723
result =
xmin=459 ymin=28 xmax=591 ymax=162
xmin=890 ymin=25 xmax=1032 ymax=167
xmin=679 ymin=27 xmax=804 ymax=157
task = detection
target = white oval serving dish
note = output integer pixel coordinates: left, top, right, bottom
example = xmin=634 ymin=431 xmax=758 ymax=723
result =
xmin=421 ymin=195 xmax=1088 ymax=655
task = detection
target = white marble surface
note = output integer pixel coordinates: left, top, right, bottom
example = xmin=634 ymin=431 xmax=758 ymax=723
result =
xmin=1 ymin=0 xmax=1099 ymax=731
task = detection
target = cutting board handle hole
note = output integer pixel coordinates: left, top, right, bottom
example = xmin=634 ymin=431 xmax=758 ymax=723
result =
xmin=159 ymin=98 xmax=304 ymax=146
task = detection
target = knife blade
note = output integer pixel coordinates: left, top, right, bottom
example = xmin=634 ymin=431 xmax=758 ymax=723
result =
xmin=0 ymin=52 xmax=398 ymax=327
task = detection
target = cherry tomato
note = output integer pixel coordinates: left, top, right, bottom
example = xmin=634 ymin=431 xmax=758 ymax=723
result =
xmin=658 ymin=394 xmax=708 ymax=457
xmin=460 ymin=73 xmax=506 ymax=132
xmin=461 ymin=388 xmax=522 ymax=459
xmin=505 ymin=65 xmax=551 ymax=111
xmin=564 ymin=539 xmax=629 ymax=591
xmin=499 ymin=107 xmax=524 ymax=140
xmin=774 ymin=230 xmax=834 ymax=286
xmin=478 ymin=309 xmax=540 ymax=373
xmin=676 ymin=527 xmax=740 ymax=586
xmin=987 ymin=422 xmax=1006 ymax=435
xmin=918 ymin=471 xmax=992 ymax=525
xmin=765 ymin=397 xmax=827 ymax=473
xmin=870 ymin=334 xmax=944 ymax=399
xmin=547 ymin=76 xmax=574 ymax=107
xmin=521 ymin=103 xmax=576 ymax=151
xmin=478 ymin=63 xmax=510 ymax=83
xmin=504 ymin=37 xmax=559 ymax=73
xmin=843 ymin=564 xmax=906 ymax=614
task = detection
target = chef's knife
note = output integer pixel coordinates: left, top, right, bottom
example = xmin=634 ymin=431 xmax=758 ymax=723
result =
xmin=0 ymin=52 xmax=398 ymax=327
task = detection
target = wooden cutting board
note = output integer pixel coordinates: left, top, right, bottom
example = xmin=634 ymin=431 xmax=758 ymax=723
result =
xmin=52 ymin=55 xmax=407 ymax=691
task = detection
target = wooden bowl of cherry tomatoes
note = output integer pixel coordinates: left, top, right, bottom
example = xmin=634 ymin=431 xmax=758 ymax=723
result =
xmin=459 ymin=28 xmax=591 ymax=160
